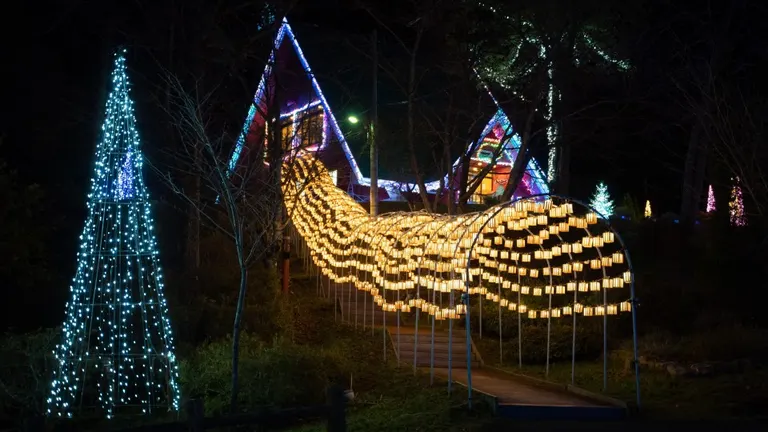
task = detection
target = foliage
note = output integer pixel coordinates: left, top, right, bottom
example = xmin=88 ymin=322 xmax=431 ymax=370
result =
xmin=0 ymin=328 xmax=58 ymax=419
xmin=0 ymin=160 xmax=51 ymax=331
xmin=616 ymin=218 xmax=768 ymax=333
xmin=474 ymin=318 xmax=605 ymax=365
xmin=166 ymin=227 xmax=281 ymax=350
xmin=634 ymin=326 xmax=768 ymax=363
xmin=507 ymin=355 xmax=768 ymax=420
xmin=180 ymin=333 xmax=347 ymax=415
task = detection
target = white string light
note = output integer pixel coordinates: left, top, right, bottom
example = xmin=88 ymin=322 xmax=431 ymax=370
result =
xmin=47 ymin=51 xmax=181 ymax=419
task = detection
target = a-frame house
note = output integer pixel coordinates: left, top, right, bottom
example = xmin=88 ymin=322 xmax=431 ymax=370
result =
xmin=228 ymin=18 xmax=549 ymax=204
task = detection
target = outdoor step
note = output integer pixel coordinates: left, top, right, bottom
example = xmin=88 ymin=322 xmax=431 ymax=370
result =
xmin=396 ymin=339 xmax=473 ymax=348
xmin=402 ymin=360 xmax=482 ymax=369
xmin=395 ymin=344 xmax=474 ymax=356
xmin=396 ymin=346 xmax=472 ymax=355
xmin=394 ymin=335 xmax=468 ymax=344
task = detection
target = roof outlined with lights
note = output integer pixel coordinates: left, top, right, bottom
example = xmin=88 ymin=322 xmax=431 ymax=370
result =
xmin=229 ymin=18 xmax=549 ymax=196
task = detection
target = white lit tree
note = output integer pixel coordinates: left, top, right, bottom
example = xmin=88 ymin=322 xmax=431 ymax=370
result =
xmin=644 ymin=200 xmax=652 ymax=218
xmin=590 ymin=181 xmax=614 ymax=218
xmin=706 ymin=184 xmax=716 ymax=213
xmin=47 ymin=51 xmax=180 ymax=419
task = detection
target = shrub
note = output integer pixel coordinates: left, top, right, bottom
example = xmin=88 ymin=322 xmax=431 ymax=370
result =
xmin=180 ymin=333 xmax=346 ymax=415
xmin=0 ymin=328 xmax=58 ymax=419
xmin=634 ymin=325 xmax=768 ymax=362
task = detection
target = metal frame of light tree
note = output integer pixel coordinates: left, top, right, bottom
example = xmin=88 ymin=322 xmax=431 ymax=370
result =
xmin=284 ymin=155 xmax=641 ymax=410
xmin=48 ymin=51 xmax=180 ymax=419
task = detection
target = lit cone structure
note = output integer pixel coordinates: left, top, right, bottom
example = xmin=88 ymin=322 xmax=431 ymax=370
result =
xmin=284 ymin=155 xmax=641 ymax=408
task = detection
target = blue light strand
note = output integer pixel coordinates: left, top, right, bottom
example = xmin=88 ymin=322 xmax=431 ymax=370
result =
xmin=229 ymin=18 xmax=547 ymax=198
xmin=47 ymin=51 xmax=181 ymax=419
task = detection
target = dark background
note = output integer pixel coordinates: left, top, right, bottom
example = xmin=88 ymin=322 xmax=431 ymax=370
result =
xmin=2 ymin=0 xmax=764 ymax=332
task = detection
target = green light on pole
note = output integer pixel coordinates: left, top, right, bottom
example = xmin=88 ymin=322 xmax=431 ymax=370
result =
xmin=347 ymin=115 xmax=360 ymax=124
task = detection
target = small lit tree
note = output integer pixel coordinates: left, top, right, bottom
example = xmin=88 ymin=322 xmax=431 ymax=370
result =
xmin=644 ymin=200 xmax=652 ymax=218
xmin=729 ymin=178 xmax=746 ymax=226
xmin=590 ymin=181 xmax=614 ymax=218
xmin=706 ymin=184 xmax=716 ymax=213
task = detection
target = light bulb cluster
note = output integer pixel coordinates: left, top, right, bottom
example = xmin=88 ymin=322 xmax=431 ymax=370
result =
xmin=284 ymin=156 xmax=633 ymax=322
xmin=706 ymin=184 xmax=716 ymax=213
xmin=48 ymin=52 xmax=180 ymax=419
xmin=590 ymin=182 xmax=614 ymax=219
xmin=729 ymin=178 xmax=746 ymax=226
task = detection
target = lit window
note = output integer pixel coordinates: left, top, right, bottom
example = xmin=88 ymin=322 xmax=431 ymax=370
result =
xmin=280 ymin=104 xmax=324 ymax=152
xmin=329 ymin=170 xmax=338 ymax=185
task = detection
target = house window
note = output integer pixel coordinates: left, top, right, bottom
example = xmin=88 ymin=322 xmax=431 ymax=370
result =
xmin=280 ymin=104 xmax=324 ymax=153
xmin=481 ymin=177 xmax=493 ymax=195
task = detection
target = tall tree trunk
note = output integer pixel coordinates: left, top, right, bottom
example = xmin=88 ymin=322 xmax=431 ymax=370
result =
xmin=680 ymin=120 xmax=706 ymax=224
xmin=501 ymin=143 xmax=531 ymax=202
xmin=458 ymin=139 xmax=507 ymax=205
xmin=281 ymin=207 xmax=290 ymax=294
xmin=501 ymin=96 xmax=539 ymax=201
xmin=444 ymin=134 xmax=454 ymax=215
xmin=407 ymin=29 xmax=432 ymax=212
xmin=370 ymin=29 xmax=379 ymax=217
xmin=457 ymin=154 xmax=471 ymax=212
xmin=551 ymin=35 xmax=576 ymax=195
xmin=230 ymin=253 xmax=248 ymax=412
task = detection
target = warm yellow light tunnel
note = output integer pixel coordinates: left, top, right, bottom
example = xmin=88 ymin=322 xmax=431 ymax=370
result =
xmin=284 ymin=156 xmax=635 ymax=322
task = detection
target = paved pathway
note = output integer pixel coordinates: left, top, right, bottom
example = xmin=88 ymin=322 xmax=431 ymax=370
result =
xmin=433 ymin=367 xmax=604 ymax=407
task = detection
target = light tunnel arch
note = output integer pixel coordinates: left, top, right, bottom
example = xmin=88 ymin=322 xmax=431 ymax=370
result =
xmin=283 ymin=156 xmax=641 ymax=409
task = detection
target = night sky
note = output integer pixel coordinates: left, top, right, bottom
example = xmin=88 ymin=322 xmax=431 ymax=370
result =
xmin=2 ymin=0 xmax=761 ymax=330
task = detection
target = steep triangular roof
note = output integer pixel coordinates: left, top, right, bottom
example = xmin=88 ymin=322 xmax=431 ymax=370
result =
xmin=229 ymin=18 xmax=549 ymax=196
xmin=228 ymin=18 xmax=364 ymax=182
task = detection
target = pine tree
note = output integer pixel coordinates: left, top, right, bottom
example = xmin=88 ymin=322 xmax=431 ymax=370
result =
xmin=729 ymin=178 xmax=746 ymax=226
xmin=706 ymin=184 xmax=716 ymax=213
xmin=589 ymin=182 xmax=614 ymax=218
xmin=644 ymin=200 xmax=652 ymax=218
xmin=48 ymin=51 xmax=180 ymax=419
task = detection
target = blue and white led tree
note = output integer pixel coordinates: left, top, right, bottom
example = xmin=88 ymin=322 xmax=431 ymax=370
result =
xmin=590 ymin=181 xmax=614 ymax=219
xmin=48 ymin=51 xmax=180 ymax=419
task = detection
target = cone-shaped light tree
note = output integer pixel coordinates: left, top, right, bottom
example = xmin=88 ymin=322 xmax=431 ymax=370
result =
xmin=590 ymin=181 xmax=614 ymax=219
xmin=706 ymin=184 xmax=716 ymax=213
xmin=729 ymin=178 xmax=746 ymax=226
xmin=47 ymin=51 xmax=180 ymax=419
xmin=644 ymin=200 xmax=652 ymax=218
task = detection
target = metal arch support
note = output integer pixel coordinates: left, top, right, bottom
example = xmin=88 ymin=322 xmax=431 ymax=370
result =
xmin=419 ymin=215 xmax=474 ymax=387
xmin=524 ymin=193 xmax=641 ymax=409
xmin=367 ymin=212 xmax=417 ymax=362
xmin=397 ymin=216 xmax=451 ymax=375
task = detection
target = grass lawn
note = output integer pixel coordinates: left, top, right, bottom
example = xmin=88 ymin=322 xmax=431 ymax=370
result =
xmin=475 ymin=338 xmax=768 ymax=420
xmin=285 ymin=272 xmax=499 ymax=431
xmin=289 ymin=267 xmax=768 ymax=427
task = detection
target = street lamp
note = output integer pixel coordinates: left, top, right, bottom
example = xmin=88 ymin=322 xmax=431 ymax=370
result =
xmin=346 ymin=113 xmax=377 ymax=217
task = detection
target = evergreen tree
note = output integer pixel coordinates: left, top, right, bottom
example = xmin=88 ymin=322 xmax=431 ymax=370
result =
xmin=644 ymin=200 xmax=652 ymax=218
xmin=589 ymin=181 xmax=614 ymax=218
xmin=48 ymin=51 xmax=180 ymax=418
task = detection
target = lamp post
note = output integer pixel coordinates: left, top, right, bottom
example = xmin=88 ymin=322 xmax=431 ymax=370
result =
xmin=347 ymin=114 xmax=378 ymax=217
